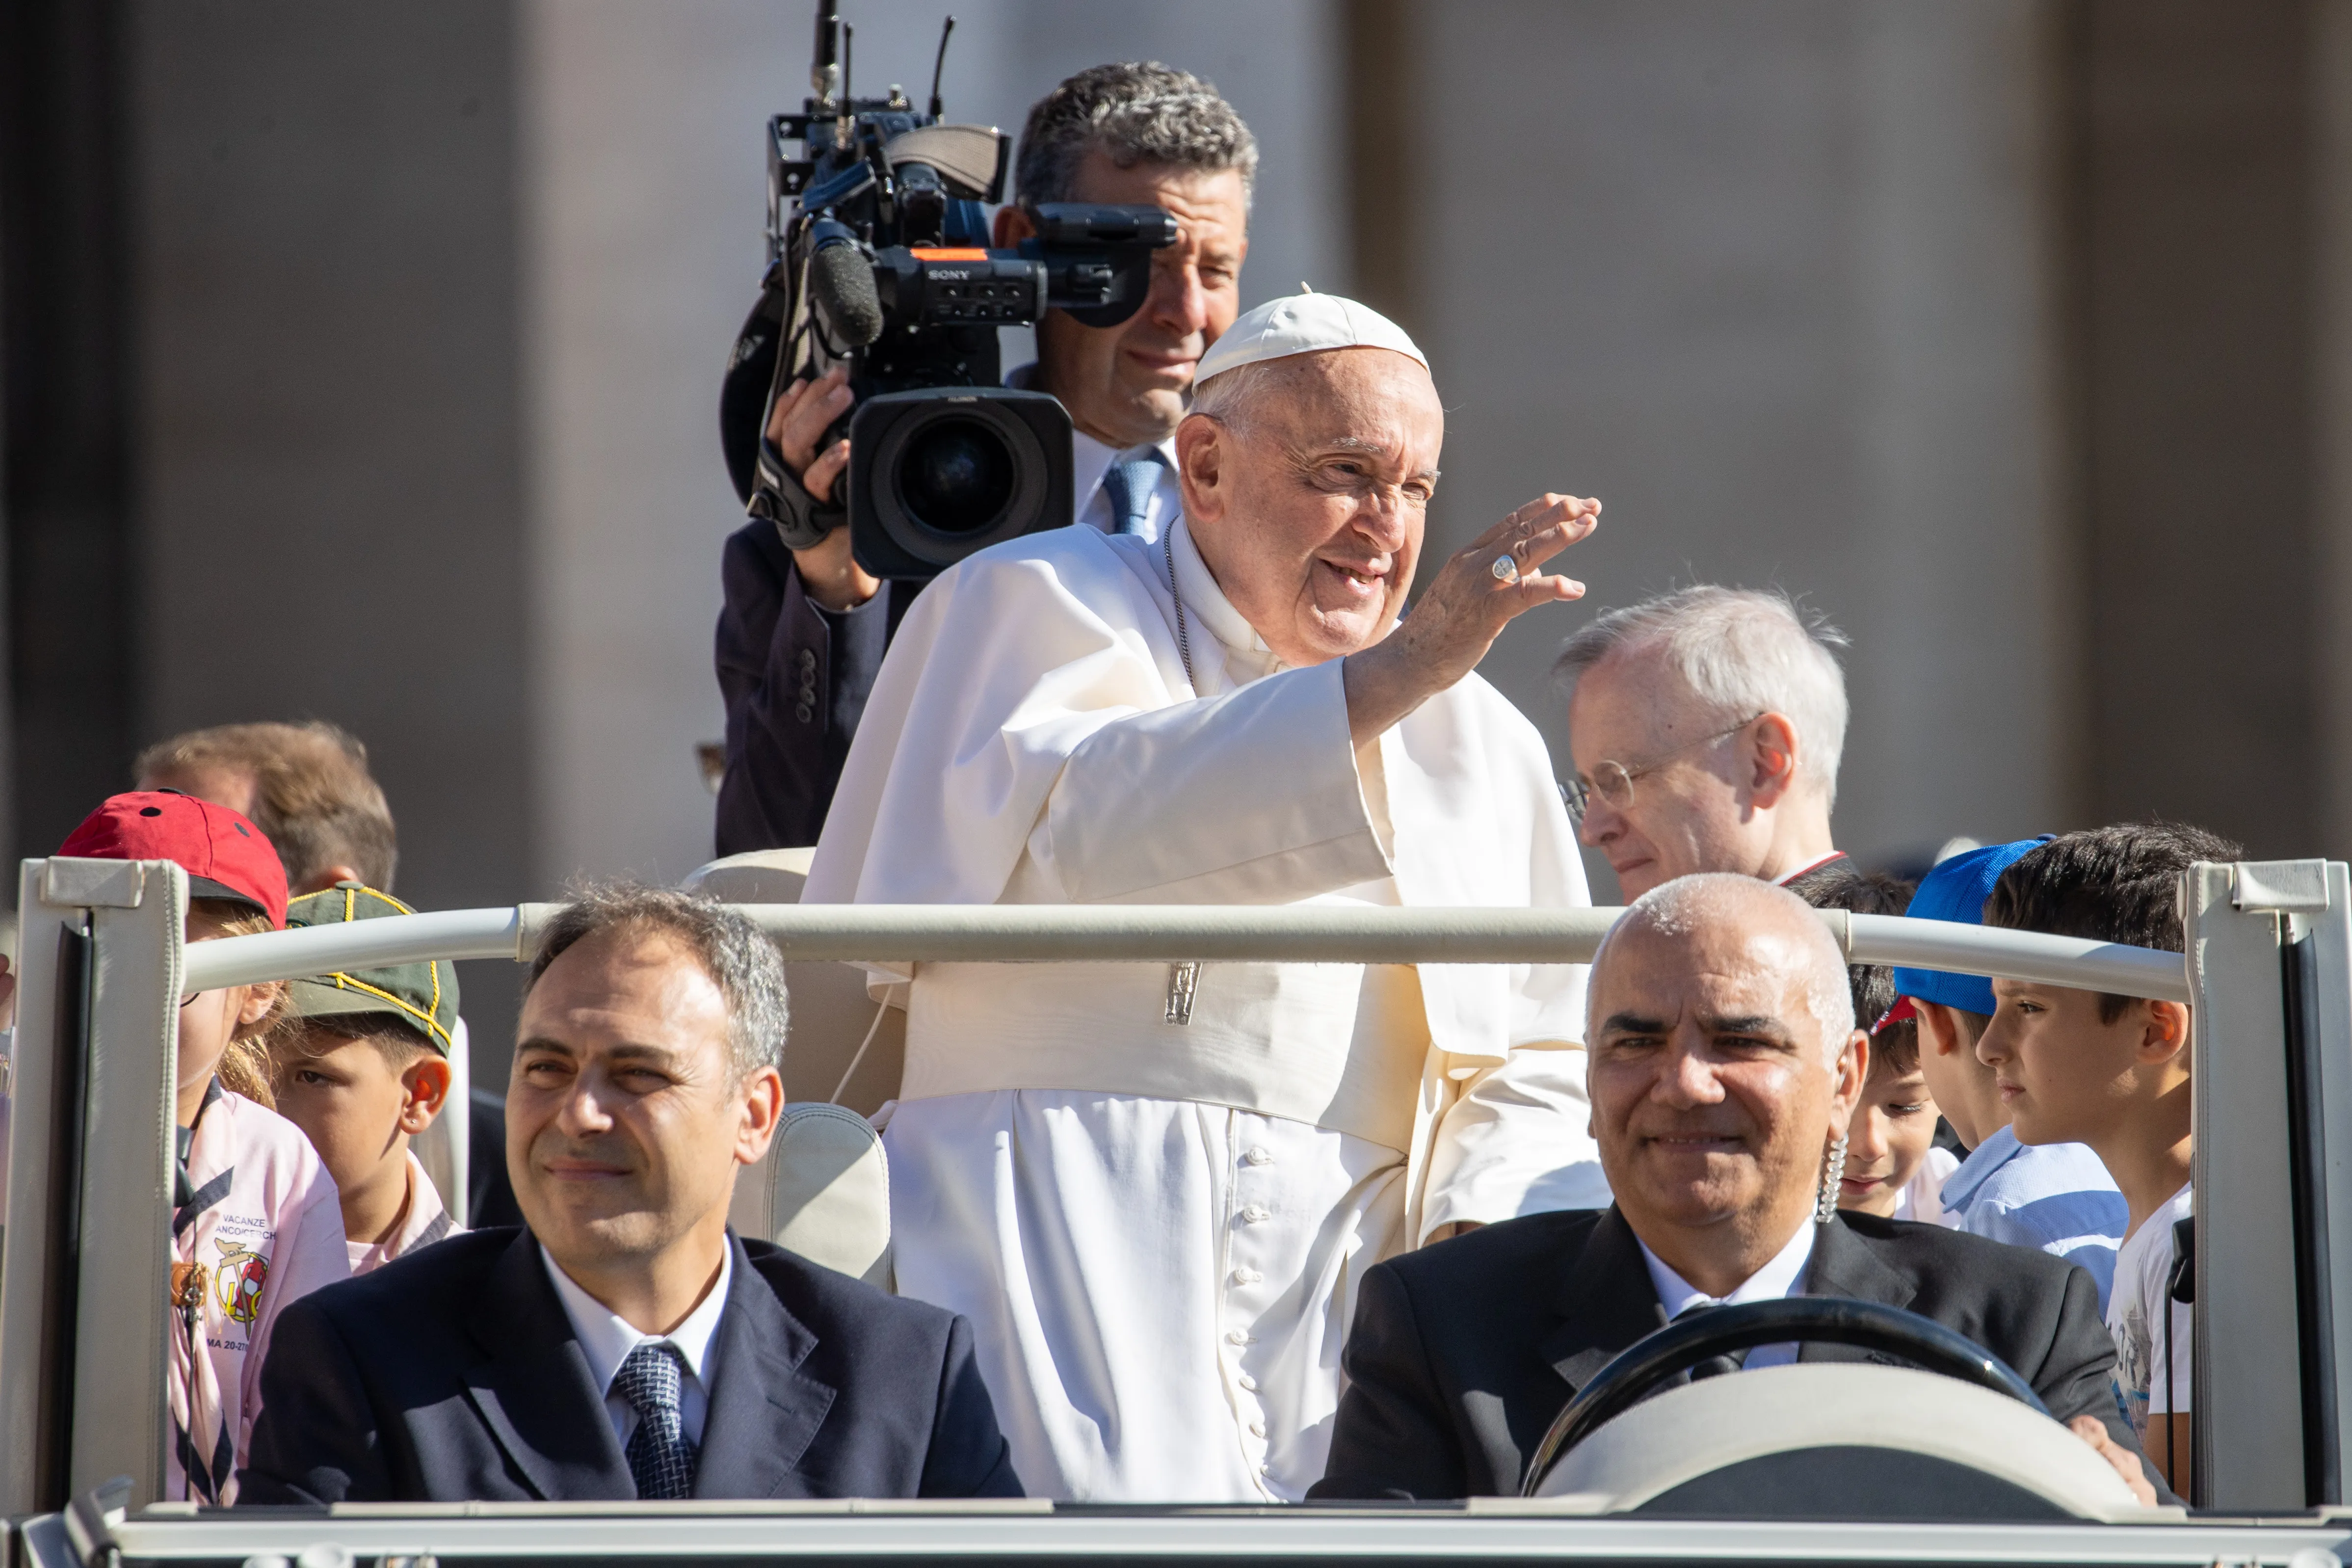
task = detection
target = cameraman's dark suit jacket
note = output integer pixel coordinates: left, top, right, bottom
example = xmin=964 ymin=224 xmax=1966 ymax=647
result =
xmin=1310 ymin=1206 xmax=2146 ymax=1500
xmin=238 ymin=1226 xmax=1021 ymax=1503
xmin=714 ymin=518 xmax=916 ymax=854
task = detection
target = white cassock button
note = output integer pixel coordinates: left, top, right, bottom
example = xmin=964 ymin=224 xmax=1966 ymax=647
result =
xmin=1259 ymin=1464 xmax=1272 ymax=1476
xmin=1226 ymin=1329 xmax=1251 ymax=1345
xmin=1238 ymin=1374 xmax=1259 ymax=1392
xmin=1249 ymin=1420 xmax=1267 ymax=1438
xmin=1241 ymin=1204 xmax=1271 ymax=1223
xmin=1232 ymin=1267 xmax=1263 ymax=1286
xmin=1242 ymin=1146 xmax=1273 ymax=1167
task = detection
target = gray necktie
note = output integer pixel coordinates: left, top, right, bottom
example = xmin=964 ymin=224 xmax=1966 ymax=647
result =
xmin=1673 ymin=1301 xmax=1748 ymax=1382
xmin=1100 ymin=449 xmax=1167 ymax=536
xmin=613 ymin=1341 xmax=696 ymax=1500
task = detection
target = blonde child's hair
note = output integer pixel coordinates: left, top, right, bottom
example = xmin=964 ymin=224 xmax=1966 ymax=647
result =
xmin=192 ymin=899 xmax=291 ymax=1110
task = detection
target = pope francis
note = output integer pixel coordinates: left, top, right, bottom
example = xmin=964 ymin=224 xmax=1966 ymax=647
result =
xmin=805 ymin=292 xmax=1609 ymax=1501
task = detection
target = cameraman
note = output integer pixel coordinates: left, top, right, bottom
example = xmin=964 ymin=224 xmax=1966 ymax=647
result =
xmin=714 ymin=63 xmax=1258 ymax=852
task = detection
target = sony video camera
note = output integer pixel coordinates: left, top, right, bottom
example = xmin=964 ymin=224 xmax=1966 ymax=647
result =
xmin=720 ymin=2 xmax=1178 ymax=579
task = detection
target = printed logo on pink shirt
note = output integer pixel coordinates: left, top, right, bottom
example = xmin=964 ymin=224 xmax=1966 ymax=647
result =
xmin=213 ymin=1239 xmax=269 ymax=1325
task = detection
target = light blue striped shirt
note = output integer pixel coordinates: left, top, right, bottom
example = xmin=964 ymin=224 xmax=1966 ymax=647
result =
xmin=1939 ymin=1126 xmax=2128 ymax=1312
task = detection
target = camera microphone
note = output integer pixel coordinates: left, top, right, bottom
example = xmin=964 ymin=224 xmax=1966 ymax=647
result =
xmin=809 ymin=220 xmax=885 ymax=346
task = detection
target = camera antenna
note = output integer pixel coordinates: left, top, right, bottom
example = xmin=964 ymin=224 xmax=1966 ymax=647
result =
xmin=810 ymin=0 xmax=841 ymax=109
xmin=928 ymin=15 xmax=956 ymax=120
xmin=836 ymin=21 xmax=854 ymax=144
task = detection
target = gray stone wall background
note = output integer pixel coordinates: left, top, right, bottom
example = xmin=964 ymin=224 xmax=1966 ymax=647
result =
xmin=9 ymin=0 xmax=2352 ymax=1065
xmin=1395 ymin=2 xmax=2068 ymax=872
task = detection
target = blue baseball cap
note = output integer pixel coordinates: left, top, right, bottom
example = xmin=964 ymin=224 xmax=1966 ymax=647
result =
xmin=1891 ymin=836 xmax=2055 ymax=1015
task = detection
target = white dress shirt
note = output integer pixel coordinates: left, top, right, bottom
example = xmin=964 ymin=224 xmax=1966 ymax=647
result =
xmin=1637 ymin=1219 xmax=1817 ymax=1371
xmin=540 ymin=1243 xmax=732 ymax=1449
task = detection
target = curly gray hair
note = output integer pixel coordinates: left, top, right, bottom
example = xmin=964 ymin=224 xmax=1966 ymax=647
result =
xmin=527 ymin=883 xmax=788 ymax=1084
xmin=1015 ymin=62 xmax=1258 ymax=209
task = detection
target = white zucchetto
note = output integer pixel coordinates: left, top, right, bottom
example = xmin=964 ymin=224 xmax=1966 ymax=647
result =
xmin=1191 ymin=289 xmax=1428 ymax=387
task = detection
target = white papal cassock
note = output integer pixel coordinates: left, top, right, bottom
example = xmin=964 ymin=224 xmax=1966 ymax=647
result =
xmin=805 ymin=518 xmax=1609 ymax=1502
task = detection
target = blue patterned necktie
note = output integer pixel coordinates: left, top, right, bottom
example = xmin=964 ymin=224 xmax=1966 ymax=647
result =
xmin=613 ymin=1341 xmax=696 ymax=1500
xmin=1100 ymin=449 xmax=1168 ymax=536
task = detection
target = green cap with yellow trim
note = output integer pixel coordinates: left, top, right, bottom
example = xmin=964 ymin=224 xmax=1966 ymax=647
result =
xmin=284 ymin=882 xmax=459 ymax=1054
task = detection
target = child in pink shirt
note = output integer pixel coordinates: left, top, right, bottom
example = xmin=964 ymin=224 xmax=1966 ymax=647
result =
xmin=57 ymin=792 xmax=349 ymax=1503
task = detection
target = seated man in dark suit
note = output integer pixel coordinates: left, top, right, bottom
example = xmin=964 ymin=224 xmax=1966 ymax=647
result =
xmin=240 ymin=884 xmax=1019 ymax=1502
xmin=1312 ymin=873 xmax=2157 ymax=1503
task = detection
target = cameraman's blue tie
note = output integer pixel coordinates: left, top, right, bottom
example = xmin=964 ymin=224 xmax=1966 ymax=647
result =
xmin=615 ymin=1342 xmax=697 ymax=1500
xmin=1102 ymin=449 xmax=1168 ymax=537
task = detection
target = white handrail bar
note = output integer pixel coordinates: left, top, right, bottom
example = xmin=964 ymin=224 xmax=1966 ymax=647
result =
xmin=1845 ymin=912 xmax=2188 ymax=1003
xmin=179 ymin=904 xmax=2193 ymax=1004
xmin=184 ymin=905 xmax=532 ymax=987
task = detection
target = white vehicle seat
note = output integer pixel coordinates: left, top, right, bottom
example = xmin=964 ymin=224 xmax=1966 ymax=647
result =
xmin=407 ymin=1018 xmax=472 ymax=1224
xmin=685 ymin=851 xmax=897 ymax=1290
xmin=681 ymin=850 xmax=906 ymax=1115
xmin=734 ymin=1101 xmax=892 ymax=1288
xmin=1534 ymin=1363 xmax=2156 ymax=1520
xmin=682 ymin=846 xmax=818 ymax=904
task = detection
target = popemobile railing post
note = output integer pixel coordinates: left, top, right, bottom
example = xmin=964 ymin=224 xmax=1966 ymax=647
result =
xmin=0 ymin=858 xmax=185 ymax=1514
xmin=2182 ymin=859 xmax=2352 ymax=1512
xmin=2294 ymin=864 xmax=2352 ymax=1508
xmin=0 ymin=856 xmax=85 ymax=1518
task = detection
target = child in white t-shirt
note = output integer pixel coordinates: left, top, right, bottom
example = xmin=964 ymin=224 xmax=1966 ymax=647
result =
xmin=2108 ymin=1183 xmax=2194 ymax=1470
xmin=55 ymin=792 xmax=350 ymax=1504
xmin=1980 ymin=823 xmax=2231 ymax=1495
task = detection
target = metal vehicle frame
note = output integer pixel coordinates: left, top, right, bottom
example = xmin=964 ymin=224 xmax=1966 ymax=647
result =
xmin=5 ymin=856 xmax=2352 ymax=1565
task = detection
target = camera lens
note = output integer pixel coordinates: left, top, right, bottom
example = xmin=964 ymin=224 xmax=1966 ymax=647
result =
xmin=851 ymin=388 xmax=1071 ymax=577
xmin=899 ymin=416 xmax=1016 ymax=534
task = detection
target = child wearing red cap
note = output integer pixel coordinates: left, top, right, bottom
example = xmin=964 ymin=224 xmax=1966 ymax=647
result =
xmin=55 ymin=792 xmax=350 ymax=1506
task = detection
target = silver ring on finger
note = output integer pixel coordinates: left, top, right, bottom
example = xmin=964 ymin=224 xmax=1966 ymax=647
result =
xmin=1490 ymin=554 xmax=1521 ymax=585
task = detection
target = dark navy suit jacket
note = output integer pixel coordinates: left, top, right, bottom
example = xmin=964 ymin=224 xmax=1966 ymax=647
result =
xmin=238 ymin=1227 xmax=1020 ymax=1502
xmin=714 ymin=518 xmax=915 ymax=855
xmin=1311 ymin=1206 xmax=2145 ymax=1500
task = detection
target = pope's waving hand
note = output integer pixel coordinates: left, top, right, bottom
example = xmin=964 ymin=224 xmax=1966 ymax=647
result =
xmin=807 ymin=291 xmax=1605 ymax=1504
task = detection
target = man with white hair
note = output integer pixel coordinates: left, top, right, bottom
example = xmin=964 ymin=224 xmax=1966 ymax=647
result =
xmin=1315 ymin=874 xmax=2160 ymax=1503
xmin=807 ymin=291 xmax=1607 ymax=1501
xmin=1553 ymin=587 xmax=1851 ymax=900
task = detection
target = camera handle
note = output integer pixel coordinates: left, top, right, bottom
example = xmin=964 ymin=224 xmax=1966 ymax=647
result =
xmin=750 ymin=436 xmax=846 ymax=551
xmin=744 ymin=221 xmax=852 ymax=550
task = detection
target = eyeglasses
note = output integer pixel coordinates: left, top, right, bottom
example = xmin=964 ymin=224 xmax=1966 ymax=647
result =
xmin=1561 ymin=714 xmax=1764 ymax=825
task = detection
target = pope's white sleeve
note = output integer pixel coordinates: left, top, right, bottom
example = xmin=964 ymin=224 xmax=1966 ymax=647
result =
xmin=1030 ymin=658 xmax=1392 ymax=904
xmin=1417 ymin=1043 xmax=1612 ymax=1240
xmin=1408 ymin=684 xmax=1609 ymax=1239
